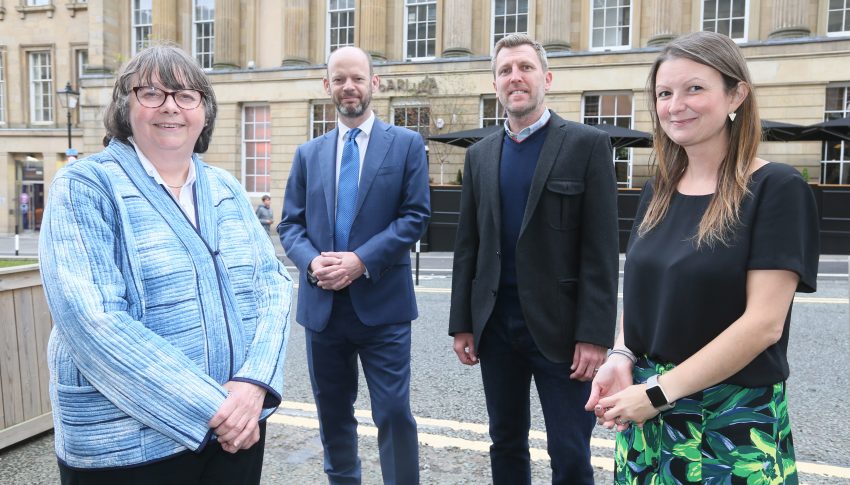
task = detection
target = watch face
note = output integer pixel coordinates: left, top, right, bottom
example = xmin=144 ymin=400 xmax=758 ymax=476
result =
xmin=646 ymin=384 xmax=668 ymax=407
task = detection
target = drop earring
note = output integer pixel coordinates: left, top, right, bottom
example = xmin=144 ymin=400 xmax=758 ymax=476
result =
xmin=728 ymin=112 xmax=737 ymax=122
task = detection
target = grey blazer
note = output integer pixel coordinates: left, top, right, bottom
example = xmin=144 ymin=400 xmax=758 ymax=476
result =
xmin=448 ymin=111 xmax=619 ymax=363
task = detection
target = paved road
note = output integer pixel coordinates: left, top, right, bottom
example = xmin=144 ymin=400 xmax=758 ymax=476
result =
xmin=1 ymin=244 xmax=848 ymax=484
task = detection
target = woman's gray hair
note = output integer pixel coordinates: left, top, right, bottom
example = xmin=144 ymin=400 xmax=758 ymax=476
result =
xmin=103 ymin=43 xmax=217 ymax=153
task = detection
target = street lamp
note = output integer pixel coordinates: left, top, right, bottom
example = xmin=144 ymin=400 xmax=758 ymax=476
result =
xmin=56 ymin=81 xmax=80 ymax=153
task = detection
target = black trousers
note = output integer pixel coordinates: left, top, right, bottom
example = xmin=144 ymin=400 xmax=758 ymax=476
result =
xmin=58 ymin=421 xmax=266 ymax=485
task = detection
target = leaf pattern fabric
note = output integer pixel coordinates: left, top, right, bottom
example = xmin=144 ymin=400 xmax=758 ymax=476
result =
xmin=614 ymin=356 xmax=797 ymax=484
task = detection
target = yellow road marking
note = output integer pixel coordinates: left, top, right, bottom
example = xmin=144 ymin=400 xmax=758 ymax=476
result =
xmin=274 ymin=402 xmax=850 ymax=478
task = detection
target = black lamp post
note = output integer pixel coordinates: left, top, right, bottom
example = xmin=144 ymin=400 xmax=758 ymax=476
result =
xmin=56 ymin=81 xmax=80 ymax=152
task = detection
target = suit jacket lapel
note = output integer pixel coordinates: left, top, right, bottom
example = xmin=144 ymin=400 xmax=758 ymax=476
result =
xmin=520 ymin=112 xmax=567 ymax=235
xmin=319 ymin=129 xmax=339 ymax=233
xmin=479 ymin=131 xmax=504 ymax=234
xmin=355 ymin=119 xmax=392 ymax=215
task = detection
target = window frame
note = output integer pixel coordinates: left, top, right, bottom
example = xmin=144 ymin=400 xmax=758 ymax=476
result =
xmin=310 ymin=101 xmax=337 ymax=139
xmin=701 ymin=0 xmax=749 ymax=42
xmin=131 ymin=0 xmax=152 ymax=56
xmin=581 ymin=91 xmax=635 ymax=188
xmin=391 ymin=101 xmax=431 ymax=144
xmin=491 ymin=0 xmax=530 ymax=50
xmin=28 ymin=50 xmax=54 ymax=125
xmin=0 ymin=48 xmax=6 ymax=125
xmin=192 ymin=0 xmax=215 ymax=70
xmin=827 ymin=0 xmax=850 ymax=37
xmin=403 ymin=0 xmax=437 ymax=61
xmin=589 ymin=0 xmax=632 ymax=51
xmin=480 ymin=95 xmax=506 ymax=128
xmin=821 ymin=84 xmax=850 ymax=184
xmin=241 ymin=103 xmax=272 ymax=195
xmin=327 ymin=0 xmax=356 ymax=58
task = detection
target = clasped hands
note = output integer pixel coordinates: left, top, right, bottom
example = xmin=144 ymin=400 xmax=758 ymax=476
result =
xmin=208 ymin=381 xmax=267 ymax=454
xmin=584 ymin=355 xmax=659 ymax=431
xmin=310 ymin=252 xmax=366 ymax=291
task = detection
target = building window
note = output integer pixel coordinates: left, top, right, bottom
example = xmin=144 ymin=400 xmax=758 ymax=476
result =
xmin=393 ymin=104 xmax=431 ymax=142
xmin=481 ymin=96 xmax=506 ymax=127
xmin=328 ymin=0 xmax=355 ymax=55
xmin=590 ymin=0 xmax=631 ymax=50
xmin=405 ymin=0 xmax=437 ymax=60
xmin=193 ymin=0 xmax=215 ymax=69
xmin=75 ymin=49 xmax=88 ymax=84
xmin=828 ymin=0 xmax=850 ymax=35
xmin=822 ymin=86 xmax=850 ymax=184
xmin=311 ymin=102 xmax=337 ymax=139
xmin=29 ymin=51 xmax=53 ymax=124
xmin=27 ymin=0 xmax=50 ymax=5
xmin=242 ymin=105 xmax=271 ymax=194
xmin=131 ymin=0 xmax=152 ymax=55
xmin=492 ymin=0 xmax=529 ymax=47
xmin=583 ymin=92 xmax=633 ymax=187
xmin=702 ymin=0 xmax=747 ymax=40
xmin=0 ymin=51 xmax=6 ymax=124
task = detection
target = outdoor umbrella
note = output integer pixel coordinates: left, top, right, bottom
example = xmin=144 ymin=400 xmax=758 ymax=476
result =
xmin=428 ymin=123 xmax=653 ymax=149
xmin=798 ymin=116 xmax=850 ymax=142
xmin=427 ymin=125 xmax=501 ymax=148
xmin=761 ymin=119 xmax=806 ymax=142
xmin=589 ymin=123 xmax=653 ymax=148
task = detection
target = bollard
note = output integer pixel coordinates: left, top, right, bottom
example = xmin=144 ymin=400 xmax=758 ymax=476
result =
xmin=14 ymin=223 xmax=19 ymax=256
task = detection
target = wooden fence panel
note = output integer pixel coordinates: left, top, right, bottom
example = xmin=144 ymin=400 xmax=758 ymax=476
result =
xmin=14 ymin=288 xmax=42 ymax=421
xmin=0 ymin=265 xmax=55 ymax=450
xmin=32 ymin=289 xmax=53 ymax=413
xmin=0 ymin=291 xmax=24 ymax=429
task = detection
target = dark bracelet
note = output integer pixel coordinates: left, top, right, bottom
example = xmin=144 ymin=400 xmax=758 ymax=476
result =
xmin=606 ymin=348 xmax=637 ymax=364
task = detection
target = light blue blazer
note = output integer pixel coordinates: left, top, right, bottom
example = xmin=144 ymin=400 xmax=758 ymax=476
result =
xmin=279 ymin=118 xmax=430 ymax=330
xmin=39 ymin=140 xmax=292 ymax=469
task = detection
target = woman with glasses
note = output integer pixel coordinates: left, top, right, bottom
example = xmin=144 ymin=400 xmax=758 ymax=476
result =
xmin=39 ymin=44 xmax=292 ymax=484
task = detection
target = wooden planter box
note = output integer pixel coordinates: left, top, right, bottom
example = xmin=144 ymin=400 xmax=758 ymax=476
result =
xmin=0 ymin=264 xmax=53 ymax=450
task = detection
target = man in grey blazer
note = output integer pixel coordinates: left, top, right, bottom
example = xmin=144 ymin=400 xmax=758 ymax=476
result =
xmin=449 ymin=34 xmax=619 ymax=485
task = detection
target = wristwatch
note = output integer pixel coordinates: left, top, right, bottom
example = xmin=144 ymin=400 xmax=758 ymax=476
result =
xmin=307 ymin=268 xmax=319 ymax=286
xmin=645 ymin=374 xmax=676 ymax=411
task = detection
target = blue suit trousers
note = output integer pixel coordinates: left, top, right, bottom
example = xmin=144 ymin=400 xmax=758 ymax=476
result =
xmin=305 ymin=293 xmax=419 ymax=485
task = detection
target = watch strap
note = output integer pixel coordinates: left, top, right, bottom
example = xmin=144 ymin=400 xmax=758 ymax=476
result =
xmin=645 ymin=374 xmax=676 ymax=411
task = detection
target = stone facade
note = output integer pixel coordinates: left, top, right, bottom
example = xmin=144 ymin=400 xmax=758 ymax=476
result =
xmin=1 ymin=0 xmax=848 ymax=233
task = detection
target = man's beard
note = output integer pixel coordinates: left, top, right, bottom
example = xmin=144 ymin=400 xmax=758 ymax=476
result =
xmin=500 ymin=91 xmax=543 ymax=120
xmin=336 ymin=93 xmax=372 ymax=119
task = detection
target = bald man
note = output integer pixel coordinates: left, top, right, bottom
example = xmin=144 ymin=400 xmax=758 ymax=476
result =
xmin=280 ymin=46 xmax=430 ymax=485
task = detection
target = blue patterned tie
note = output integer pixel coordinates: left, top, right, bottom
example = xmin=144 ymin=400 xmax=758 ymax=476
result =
xmin=335 ymin=127 xmax=361 ymax=251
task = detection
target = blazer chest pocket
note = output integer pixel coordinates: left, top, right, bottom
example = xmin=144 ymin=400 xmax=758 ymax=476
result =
xmin=544 ymin=178 xmax=584 ymax=231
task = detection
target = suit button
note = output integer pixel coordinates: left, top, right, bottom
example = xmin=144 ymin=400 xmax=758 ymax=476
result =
xmin=496 ymin=250 xmax=501 ymax=257
xmin=491 ymin=290 xmax=497 ymax=297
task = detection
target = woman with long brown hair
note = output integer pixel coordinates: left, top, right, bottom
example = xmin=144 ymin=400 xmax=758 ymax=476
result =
xmin=585 ymin=31 xmax=819 ymax=483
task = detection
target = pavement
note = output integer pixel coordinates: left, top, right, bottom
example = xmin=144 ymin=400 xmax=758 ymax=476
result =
xmin=1 ymin=235 xmax=848 ymax=484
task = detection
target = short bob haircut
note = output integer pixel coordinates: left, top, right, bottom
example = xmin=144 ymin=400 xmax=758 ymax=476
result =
xmin=103 ymin=43 xmax=217 ymax=153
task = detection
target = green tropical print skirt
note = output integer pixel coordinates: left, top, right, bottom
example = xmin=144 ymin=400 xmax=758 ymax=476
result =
xmin=614 ymin=356 xmax=797 ymax=484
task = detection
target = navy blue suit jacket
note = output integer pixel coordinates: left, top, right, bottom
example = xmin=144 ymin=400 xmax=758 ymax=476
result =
xmin=280 ymin=118 xmax=431 ymax=331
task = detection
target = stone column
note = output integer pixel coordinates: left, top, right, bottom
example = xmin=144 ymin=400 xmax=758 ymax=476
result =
xmin=769 ymin=0 xmax=810 ymax=39
xmin=647 ymin=0 xmax=681 ymax=46
xmin=282 ymin=0 xmax=310 ymax=66
xmin=86 ymin=0 xmax=122 ymax=74
xmin=151 ymin=0 xmax=178 ymax=43
xmin=359 ymin=0 xmax=386 ymax=60
xmin=538 ymin=0 xmax=571 ymax=52
xmin=214 ymin=0 xmax=241 ymax=69
xmin=442 ymin=0 xmax=473 ymax=57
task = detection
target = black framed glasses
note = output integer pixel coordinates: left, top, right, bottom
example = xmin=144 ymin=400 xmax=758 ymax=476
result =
xmin=132 ymin=86 xmax=204 ymax=110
